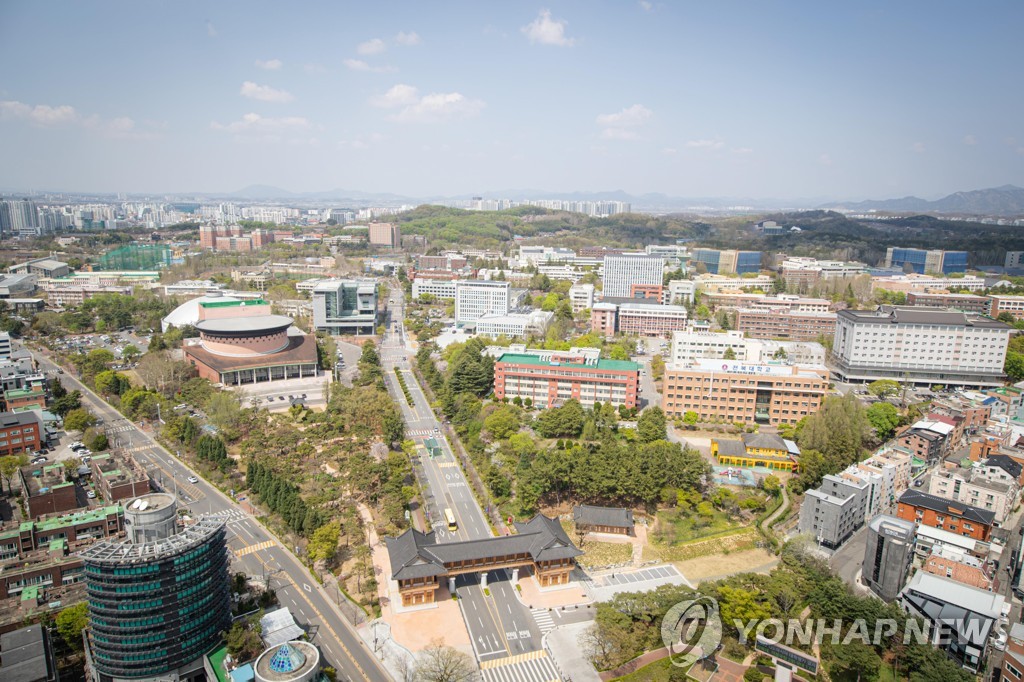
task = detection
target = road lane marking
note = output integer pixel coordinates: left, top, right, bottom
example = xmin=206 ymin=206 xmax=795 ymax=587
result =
xmin=236 ymin=539 xmax=274 ymax=557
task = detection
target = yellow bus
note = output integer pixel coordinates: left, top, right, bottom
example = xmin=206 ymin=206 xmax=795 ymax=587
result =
xmin=444 ymin=508 xmax=457 ymax=532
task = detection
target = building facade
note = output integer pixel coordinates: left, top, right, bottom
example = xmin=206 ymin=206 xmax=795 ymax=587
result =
xmin=662 ymin=360 xmax=829 ymax=425
xmin=896 ymin=489 xmax=994 ymax=541
xmin=830 ymin=306 xmax=1012 ymax=387
xmin=368 ymin=222 xmax=401 ymax=248
xmin=862 ymin=514 xmax=916 ymax=602
xmin=734 ymin=308 xmax=837 ymax=341
xmin=601 ymin=254 xmax=664 ymax=299
xmin=906 ymin=292 xmax=992 ymax=314
xmin=311 ymin=280 xmax=378 ymax=335
xmin=493 ymin=347 xmax=640 ymax=408
xmin=454 ymin=280 xmax=510 ymax=324
xmin=692 ymin=249 xmax=762 ymax=275
xmin=798 ymin=473 xmax=869 ymax=548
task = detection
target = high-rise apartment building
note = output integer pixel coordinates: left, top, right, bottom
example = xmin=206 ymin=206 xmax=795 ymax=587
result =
xmin=454 ymin=280 xmax=510 ymax=324
xmin=311 ymin=280 xmax=378 ymax=335
xmin=862 ymin=514 xmax=916 ymax=602
xmin=601 ymin=254 xmax=664 ymax=299
xmin=885 ymin=248 xmax=968 ymax=274
xmin=368 ymin=222 xmax=401 ymax=248
xmin=81 ymin=493 xmax=230 ymax=680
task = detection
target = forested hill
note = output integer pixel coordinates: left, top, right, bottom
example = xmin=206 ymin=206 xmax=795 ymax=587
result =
xmin=394 ymin=205 xmax=698 ymax=250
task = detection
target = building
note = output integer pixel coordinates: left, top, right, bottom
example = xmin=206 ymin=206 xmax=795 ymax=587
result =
xmin=183 ymin=300 xmax=318 ymax=386
xmin=798 ymin=473 xmax=870 ymax=548
xmin=899 ymin=571 xmax=1003 ymax=673
xmin=905 ymin=292 xmax=992 ymax=314
xmin=734 ymin=308 xmax=837 ymax=341
xmin=45 ymin=285 xmax=134 ymax=308
xmin=493 ymin=346 xmax=640 ymax=408
xmin=692 ymin=249 xmax=762 ymax=275
xmin=9 ymin=258 xmax=70 ymax=279
xmin=711 ymin=432 xmax=801 ymax=471
xmin=693 ymin=273 xmax=776 ymax=294
xmin=0 ymin=274 xmax=39 ymax=299
xmin=568 ymin=283 xmax=595 ymax=312
xmin=19 ymin=462 xmax=78 ymax=519
xmin=590 ymin=303 xmax=618 ymax=337
xmin=367 ymin=222 xmax=400 ymax=248
xmin=81 ymin=493 xmax=230 ymax=680
xmin=662 ymin=360 xmax=829 ymax=425
xmin=572 ymin=505 xmax=634 ymax=536
xmin=664 ymin=279 xmax=696 ymax=305
xmin=778 ymin=257 xmax=866 ymax=291
xmin=454 ymin=280 xmax=510 ymax=324
xmin=885 ymin=248 xmax=968 ymax=274
xmin=0 ymin=623 xmax=59 ymax=682
xmin=928 ymin=464 xmax=1018 ymax=524
xmin=3 ymin=387 xmax=45 ymax=412
xmin=871 ymin=273 xmax=987 ymax=294
xmin=311 ymin=280 xmax=378 ymax=335
xmin=989 ymin=295 xmax=1024 ymax=321
xmin=1 ymin=411 xmax=43 ymax=458
xmin=897 ymin=420 xmax=954 ymax=462
xmin=1000 ymin=623 xmax=1024 ymax=682
xmin=922 ymin=545 xmax=994 ymax=590
xmin=88 ymin=453 xmax=151 ymax=504
xmin=897 ymin=489 xmax=995 ymax=541
xmin=411 ymin=278 xmax=458 ymax=300
xmin=602 ymin=254 xmax=664 ymax=299
xmin=862 ymin=514 xmax=916 ymax=602
xmin=1007 ymin=252 xmax=1024 ymax=269
xmin=669 ymin=330 xmax=827 ymax=367
xmin=830 ymin=307 xmax=1012 ymax=387
xmin=385 ymin=514 xmax=581 ymax=606
xmin=472 ymin=310 xmax=553 ymax=339
xmin=589 ymin=302 xmax=689 ymax=337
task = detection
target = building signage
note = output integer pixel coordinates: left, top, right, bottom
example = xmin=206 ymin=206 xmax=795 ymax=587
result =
xmin=694 ymin=359 xmax=792 ymax=376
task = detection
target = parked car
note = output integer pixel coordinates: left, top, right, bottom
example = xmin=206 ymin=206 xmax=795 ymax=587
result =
xmin=187 ymin=476 xmax=198 ymax=484
xmin=86 ymin=490 xmax=96 ymax=499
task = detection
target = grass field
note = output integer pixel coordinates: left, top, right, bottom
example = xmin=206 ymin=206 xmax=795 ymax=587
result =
xmin=651 ymin=507 xmax=747 ymax=545
xmin=561 ymin=520 xmax=634 ymax=568
xmin=643 ymin=529 xmax=758 ymax=563
xmin=611 ymin=657 xmax=674 ymax=681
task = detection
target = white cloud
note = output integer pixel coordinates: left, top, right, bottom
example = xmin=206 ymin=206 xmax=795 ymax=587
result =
xmin=92 ymin=116 xmax=161 ymax=140
xmin=255 ymin=59 xmax=282 ymax=70
xmin=370 ymin=84 xmax=421 ymax=109
xmin=210 ymin=113 xmax=311 ymax=134
xmin=685 ymin=138 xmax=725 ymax=149
xmin=357 ymin=38 xmax=387 ymax=55
xmin=640 ymin=1 xmax=653 ymax=10
xmin=731 ymin=147 xmax=754 ymax=154
xmin=912 ymin=141 xmax=926 ymax=153
xmin=0 ymin=100 xmax=78 ymax=126
xmin=522 ymin=9 xmax=575 ymax=47
xmin=391 ymin=92 xmax=485 ymax=123
xmin=600 ymin=128 xmax=639 ymax=140
xmin=343 ymin=59 xmax=397 ymax=74
xmin=963 ymin=134 xmax=976 ymax=145
xmin=395 ymin=31 xmax=421 ymax=46
xmin=596 ymin=104 xmax=652 ymax=128
xmin=819 ymin=153 xmax=833 ymax=166
xmin=662 ymin=147 xmax=677 ymax=155
xmin=206 ymin=22 xmax=217 ymax=38
xmin=240 ymin=81 xmax=294 ymax=103
xmin=304 ymin=63 xmax=328 ymax=74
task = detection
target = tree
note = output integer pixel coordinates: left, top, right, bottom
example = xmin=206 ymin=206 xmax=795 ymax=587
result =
xmin=866 ymin=402 xmax=901 ymax=441
xmin=51 ymin=390 xmax=82 ymax=417
xmin=136 ymin=351 xmax=195 ymax=396
xmin=682 ymin=410 xmax=699 ymax=426
xmin=483 ymin=406 xmax=520 ymax=440
xmin=64 ymin=407 xmax=97 ymax=433
xmin=0 ymin=454 xmax=28 ymax=495
xmin=225 ymin=620 xmax=264 ymax=661
xmin=637 ymin=407 xmax=667 ymax=443
xmin=56 ymin=602 xmax=89 ymax=652
xmin=1006 ymin=351 xmax=1024 ymax=382
xmin=415 ymin=641 xmax=477 ymax=682
xmin=307 ymin=521 xmax=341 ymax=564
xmin=63 ymin=456 xmax=83 ymax=481
xmin=762 ymin=474 xmax=781 ymax=496
xmin=829 ymin=642 xmax=882 ymax=681
xmin=723 ymin=346 xmax=737 ymax=360
xmin=86 ymin=431 xmax=109 ymax=452
xmin=121 ymin=344 xmax=141 ymax=362
xmin=94 ymin=370 xmax=131 ymax=396
xmin=867 ymin=379 xmax=900 ymax=398
xmin=206 ymin=391 xmax=243 ymax=432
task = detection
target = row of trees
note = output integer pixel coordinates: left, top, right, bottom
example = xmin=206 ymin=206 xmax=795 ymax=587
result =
xmin=246 ymin=459 xmax=325 ymax=536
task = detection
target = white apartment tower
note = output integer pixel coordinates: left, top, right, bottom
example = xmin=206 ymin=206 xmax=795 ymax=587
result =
xmin=454 ymin=280 xmax=511 ymax=324
xmin=602 ymin=254 xmax=664 ymax=299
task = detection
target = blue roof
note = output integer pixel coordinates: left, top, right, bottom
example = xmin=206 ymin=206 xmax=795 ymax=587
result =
xmin=229 ymin=664 xmax=255 ymax=682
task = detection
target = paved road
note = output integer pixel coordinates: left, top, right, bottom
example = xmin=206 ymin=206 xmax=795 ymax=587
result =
xmin=380 ymin=288 xmax=559 ymax=681
xmin=25 ymin=342 xmax=391 ymax=682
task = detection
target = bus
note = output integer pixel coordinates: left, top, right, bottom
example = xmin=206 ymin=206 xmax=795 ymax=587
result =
xmin=445 ymin=508 xmax=457 ymax=532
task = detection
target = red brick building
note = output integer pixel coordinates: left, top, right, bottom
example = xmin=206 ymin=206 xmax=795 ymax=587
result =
xmin=0 ymin=411 xmax=42 ymax=457
xmin=493 ymin=348 xmax=640 ymax=409
xmin=896 ymin=489 xmax=994 ymax=541
xmin=734 ymin=308 xmax=837 ymax=341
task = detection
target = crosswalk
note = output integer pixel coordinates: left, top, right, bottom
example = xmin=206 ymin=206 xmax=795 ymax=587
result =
xmin=530 ymin=608 xmax=556 ymax=635
xmin=480 ymin=651 xmax=560 ymax=682
xmin=408 ymin=429 xmax=438 ymax=437
xmin=105 ymin=423 xmax=135 ymax=434
xmin=235 ymin=539 xmax=274 ymax=557
xmin=436 ymin=461 xmax=460 ymax=469
xmin=210 ymin=508 xmax=248 ymax=523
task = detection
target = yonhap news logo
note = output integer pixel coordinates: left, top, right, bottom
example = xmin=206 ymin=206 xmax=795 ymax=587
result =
xmin=661 ymin=596 xmax=722 ymax=668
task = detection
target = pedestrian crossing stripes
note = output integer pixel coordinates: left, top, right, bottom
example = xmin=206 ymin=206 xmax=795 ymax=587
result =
xmin=210 ymin=508 xmax=248 ymax=522
xmin=105 ymin=424 xmax=135 ymax=434
xmin=530 ymin=608 xmax=556 ymax=635
xmin=235 ymin=540 xmax=274 ymax=556
xmin=480 ymin=651 xmax=559 ymax=682
xmin=408 ymin=429 xmax=439 ymax=437
xmin=436 ymin=461 xmax=459 ymax=469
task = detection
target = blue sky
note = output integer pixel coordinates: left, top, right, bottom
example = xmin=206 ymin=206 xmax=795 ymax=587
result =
xmin=1 ymin=1 xmax=1021 ymax=200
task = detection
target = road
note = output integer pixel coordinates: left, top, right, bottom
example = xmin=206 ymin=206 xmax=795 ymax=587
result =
xmin=380 ymin=287 xmax=561 ymax=682
xmin=25 ymin=342 xmax=391 ymax=682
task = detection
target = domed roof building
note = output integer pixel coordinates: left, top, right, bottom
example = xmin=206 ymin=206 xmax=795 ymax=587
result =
xmin=161 ymin=291 xmax=247 ymax=331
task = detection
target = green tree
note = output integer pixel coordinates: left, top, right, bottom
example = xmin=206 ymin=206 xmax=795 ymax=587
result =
xmin=682 ymin=410 xmax=699 ymax=426
xmin=51 ymin=390 xmax=82 ymax=417
xmin=1006 ymin=352 xmax=1024 ymax=382
xmin=867 ymin=379 xmax=900 ymax=398
xmin=829 ymin=642 xmax=882 ymax=681
xmin=56 ymin=602 xmax=89 ymax=652
xmin=762 ymin=474 xmax=781 ymax=496
xmin=866 ymin=402 xmax=901 ymax=441
xmin=483 ymin=406 xmax=521 ymax=440
xmin=94 ymin=370 xmax=131 ymax=396
xmin=205 ymin=391 xmax=243 ymax=432
xmin=0 ymin=454 xmax=28 ymax=495
xmin=307 ymin=521 xmax=341 ymax=564
xmin=121 ymin=344 xmax=141 ymax=362
xmin=86 ymin=431 xmax=109 ymax=452
xmin=723 ymin=346 xmax=737 ymax=360
xmin=637 ymin=406 xmax=667 ymax=443
xmin=63 ymin=408 xmax=97 ymax=432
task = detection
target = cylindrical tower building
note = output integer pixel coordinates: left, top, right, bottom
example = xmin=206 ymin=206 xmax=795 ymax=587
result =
xmin=81 ymin=493 xmax=230 ymax=681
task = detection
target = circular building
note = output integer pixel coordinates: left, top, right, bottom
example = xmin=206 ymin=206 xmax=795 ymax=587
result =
xmin=194 ymin=315 xmax=295 ymax=357
xmin=254 ymin=641 xmax=321 ymax=682
xmin=161 ymin=291 xmax=246 ymax=332
xmin=81 ymin=500 xmax=230 ymax=680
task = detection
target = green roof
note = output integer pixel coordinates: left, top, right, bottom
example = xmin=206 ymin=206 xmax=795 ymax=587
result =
xmin=4 ymin=387 xmax=44 ymax=399
xmin=49 ymin=538 xmax=66 ymax=552
xmin=102 ymin=469 xmax=122 ymax=478
xmin=496 ymin=352 xmax=641 ymax=372
xmin=32 ymin=505 xmax=121 ymax=533
xmin=199 ymin=299 xmax=267 ymax=309
xmin=207 ymin=644 xmax=231 ymax=682
xmin=21 ymin=586 xmax=39 ymax=601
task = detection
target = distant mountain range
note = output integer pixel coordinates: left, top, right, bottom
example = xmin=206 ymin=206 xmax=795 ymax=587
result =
xmin=821 ymin=185 xmax=1024 ymax=216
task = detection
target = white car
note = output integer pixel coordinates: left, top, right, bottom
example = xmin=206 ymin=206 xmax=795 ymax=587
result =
xmin=86 ymin=490 xmax=96 ymax=499
xmin=187 ymin=476 xmax=199 ymax=484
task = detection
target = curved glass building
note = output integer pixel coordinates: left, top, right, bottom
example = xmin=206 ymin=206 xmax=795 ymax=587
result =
xmin=81 ymin=493 xmax=230 ymax=680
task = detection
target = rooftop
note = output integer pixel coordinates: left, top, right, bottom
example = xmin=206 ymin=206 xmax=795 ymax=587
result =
xmin=496 ymin=352 xmax=640 ymax=372
xmin=898 ymin=488 xmax=996 ymax=526
xmin=195 ymin=314 xmax=294 ymax=334
xmin=573 ymin=505 xmax=634 ymax=529
xmin=838 ymin=305 xmax=1010 ymax=330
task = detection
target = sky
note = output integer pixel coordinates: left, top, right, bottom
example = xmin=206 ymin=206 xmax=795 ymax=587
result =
xmin=0 ymin=1 xmax=1022 ymax=201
